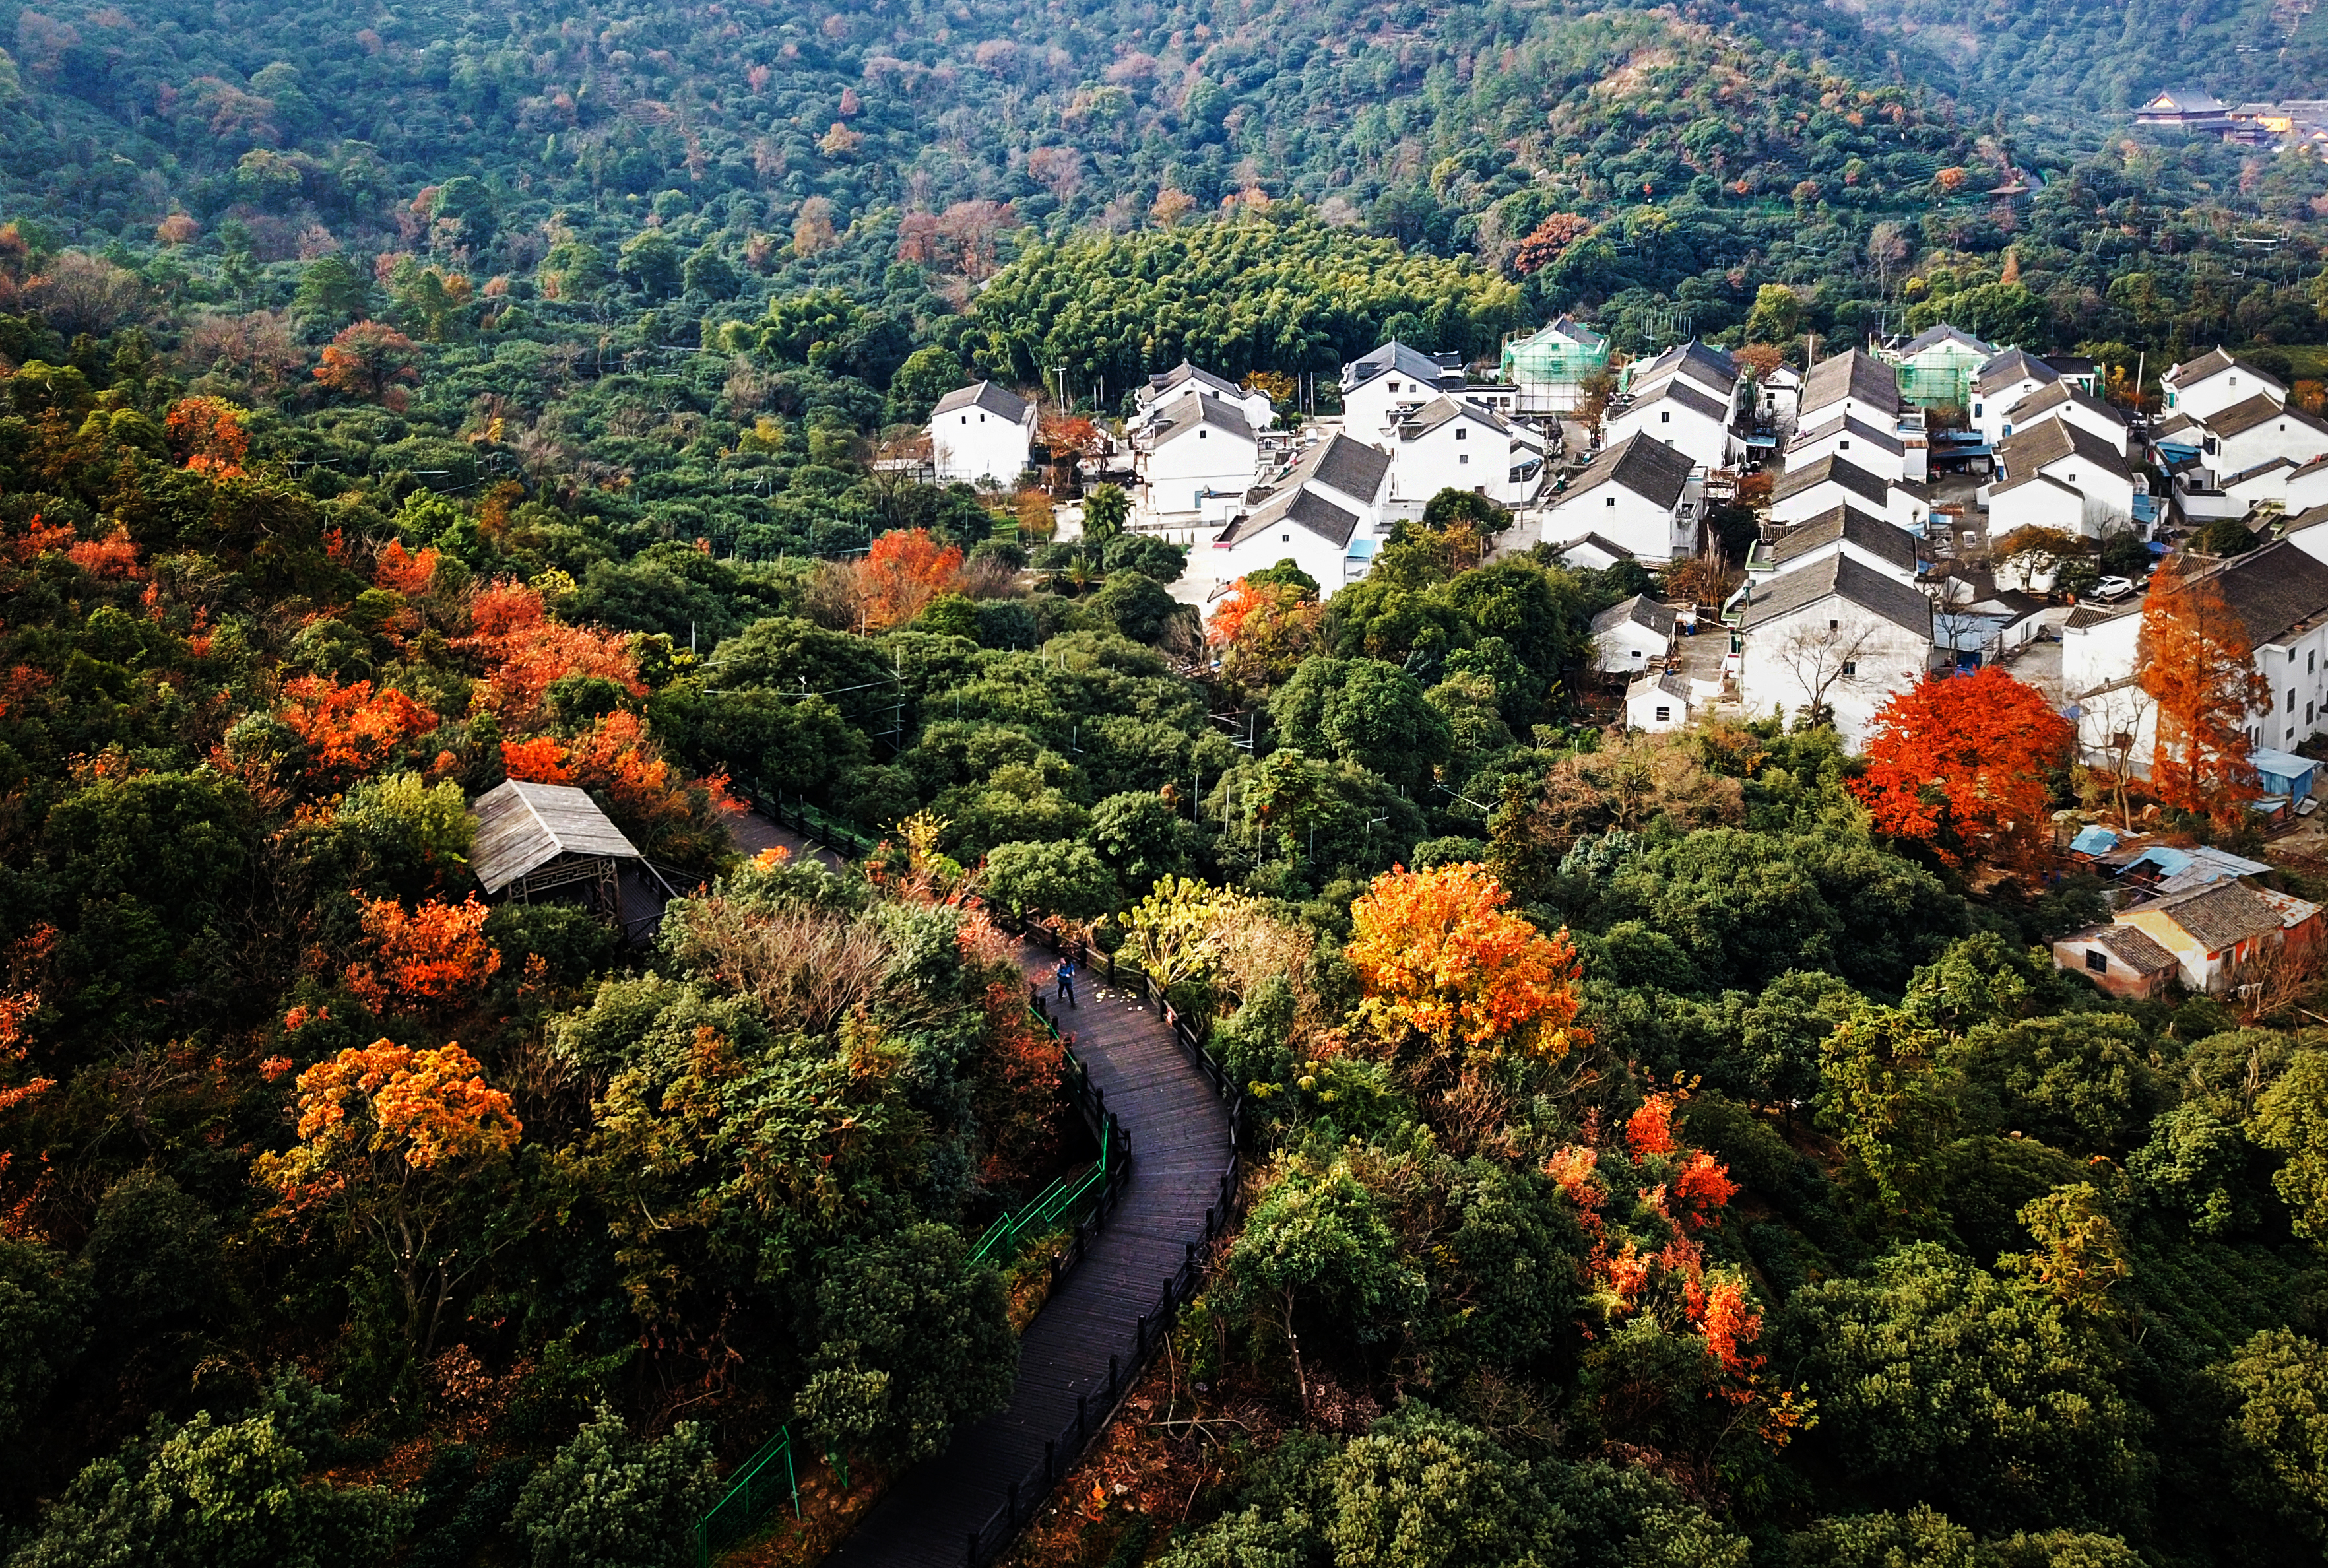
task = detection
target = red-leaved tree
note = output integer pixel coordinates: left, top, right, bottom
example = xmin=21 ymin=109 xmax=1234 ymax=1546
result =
xmin=276 ymin=676 xmax=439 ymax=783
xmin=2141 ymin=554 xmax=2269 ymax=826
xmin=458 ymin=579 xmax=642 ymax=722
xmin=856 ymin=527 xmax=962 ymax=630
xmin=315 ymin=321 xmax=421 ymax=412
xmin=344 ymin=894 xmax=502 ymax=1016
xmin=1849 ymin=665 xmax=2073 ymax=870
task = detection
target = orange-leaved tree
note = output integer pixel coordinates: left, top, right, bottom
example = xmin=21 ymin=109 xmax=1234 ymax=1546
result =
xmin=1544 ymin=1095 xmax=1809 ymax=1487
xmin=458 ymin=578 xmax=642 ymax=721
xmin=275 ymin=676 xmax=439 ymax=783
xmin=162 ymin=396 xmax=249 ymax=476
xmin=2141 ymin=553 xmax=2268 ymax=826
xmin=315 ymin=321 xmax=421 ymax=411
xmin=1346 ymin=862 xmax=1587 ymax=1078
xmin=1206 ymin=573 xmax=1322 ymax=690
xmin=255 ymin=1039 xmax=521 ymax=1351
xmin=375 ymin=539 xmax=440 ymax=595
xmin=502 ymin=710 xmax=738 ymax=861
xmin=856 ymin=527 xmax=962 ymax=630
xmin=344 ymin=894 xmax=502 ymax=1015
xmin=1849 ymin=665 xmax=2073 ymax=869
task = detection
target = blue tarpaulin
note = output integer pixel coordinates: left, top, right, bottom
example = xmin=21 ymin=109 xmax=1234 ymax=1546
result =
xmin=2070 ymin=825 xmax=2119 ymax=856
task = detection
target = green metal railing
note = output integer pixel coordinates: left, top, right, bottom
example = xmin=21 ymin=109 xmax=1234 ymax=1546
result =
xmin=695 ymin=1425 xmax=802 ymax=1567
xmin=689 ymin=993 xmax=1124 ymax=1567
xmin=969 ymin=1098 xmax=1111 ymax=1267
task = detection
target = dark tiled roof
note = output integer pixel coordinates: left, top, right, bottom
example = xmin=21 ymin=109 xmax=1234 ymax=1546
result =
xmin=1631 ymin=340 xmax=1739 ymax=394
xmin=1802 ymin=348 xmax=1902 ymax=419
xmin=1145 ymin=360 xmax=1244 ymax=401
xmin=1629 ymin=668 xmax=1693 ymax=702
xmin=1998 ymin=418 xmax=2132 ymax=481
xmin=1772 ymin=453 xmax=1891 ymax=507
xmin=2092 ymin=925 xmax=2178 ymax=973
xmin=2283 ymin=504 xmax=2328 ymax=535
xmin=1623 ymin=378 xmax=1730 ymax=425
xmin=1304 ymin=432 xmax=1392 ymax=502
xmin=1736 ymin=551 xmax=1933 ymax=639
xmin=1974 ymin=347 xmax=2058 ymax=396
xmin=1149 ymin=392 xmax=1255 ymax=448
xmin=1400 ymin=394 xmax=1510 ymax=438
xmin=2045 ymin=356 xmax=2100 ymax=377
xmin=1343 ymin=340 xmax=1461 ymax=391
xmin=2210 ymin=395 xmax=2328 ymax=445
xmin=2065 ymin=601 xmax=2141 ymax=629
xmin=2143 ymin=882 xmax=2281 ymax=949
xmin=930 ymin=380 xmax=1030 ymax=422
xmin=2170 ymin=347 xmax=2238 ymax=383
xmin=1564 ymin=432 xmax=1696 ymax=508
xmin=1788 ymin=413 xmax=1906 ymax=457
xmin=2011 ymin=381 xmax=2130 ymax=428
xmin=2223 ymin=457 xmax=2296 ymax=488
xmin=2169 ymin=347 xmax=2285 ymax=392
xmin=1218 ymin=486 xmax=1361 ymax=549
xmin=1556 ymin=532 xmax=1637 ymax=561
xmin=1591 ymin=593 xmax=1678 ymax=638
xmin=2182 ymin=539 xmax=2328 ymax=647
xmin=1768 ymin=504 xmax=1916 ymax=572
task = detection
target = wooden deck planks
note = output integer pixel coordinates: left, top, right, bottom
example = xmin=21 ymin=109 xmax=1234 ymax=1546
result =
xmin=820 ymin=948 xmax=1234 ymax=1568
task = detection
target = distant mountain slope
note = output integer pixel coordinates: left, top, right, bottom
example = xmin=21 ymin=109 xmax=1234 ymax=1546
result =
xmin=0 ymin=0 xmax=1977 ymax=263
xmin=1828 ymin=0 xmax=2326 ymax=113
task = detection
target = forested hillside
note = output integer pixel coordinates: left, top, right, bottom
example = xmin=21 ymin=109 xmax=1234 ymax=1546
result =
xmin=1841 ymin=0 xmax=2328 ymax=115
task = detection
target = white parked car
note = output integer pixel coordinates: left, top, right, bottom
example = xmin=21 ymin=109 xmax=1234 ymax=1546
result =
xmin=2093 ymin=576 xmax=2136 ymax=601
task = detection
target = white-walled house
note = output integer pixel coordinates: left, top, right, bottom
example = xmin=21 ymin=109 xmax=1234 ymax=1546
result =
xmin=1206 ymin=434 xmax=1392 ymax=598
xmin=2062 ymin=542 xmax=2328 ymax=767
xmin=1138 ymin=361 xmax=1275 ymax=434
xmin=1135 ymin=393 xmax=1262 ymax=521
xmin=2201 ymin=395 xmax=2328 ymax=486
xmin=1625 ymin=341 xmax=1741 ymax=406
xmin=2163 ymin=347 xmax=2287 ymax=424
xmin=1386 ymin=396 xmax=1524 ymax=510
xmin=1340 ymin=342 xmax=1466 ymax=442
xmin=1553 ymin=532 xmax=1639 ymax=571
xmin=1591 ymin=594 xmax=1678 ymax=672
xmin=1771 ymin=453 xmax=1924 ymax=531
xmin=1970 ymin=348 xmax=2058 ymax=445
xmin=1748 ymin=504 xmax=1920 ymax=584
xmin=1734 ymin=553 xmax=1939 ymax=748
xmin=1786 ymin=414 xmax=1908 ymax=484
xmin=2005 ymin=381 xmax=2132 ymax=457
xmin=1606 ymin=379 xmax=1741 ymax=472
xmin=930 ymin=381 xmax=1037 ymax=484
xmin=1988 ymin=421 xmax=2139 ymax=537
xmin=1545 ymin=435 xmax=1698 ymax=560
xmin=1759 ymin=364 xmax=1804 ymax=434
xmin=1625 ymin=669 xmax=1695 ymax=733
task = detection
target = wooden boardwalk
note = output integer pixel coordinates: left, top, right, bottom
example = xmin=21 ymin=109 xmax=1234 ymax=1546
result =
xmin=723 ymin=814 xmax=1235 ymax=1568
xmin=822 ymin=952 xmax=1234 ymax=1568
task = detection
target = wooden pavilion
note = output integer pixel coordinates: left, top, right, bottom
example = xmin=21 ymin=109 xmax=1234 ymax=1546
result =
xmin=469 ymin=779 xmax=645 ymax=920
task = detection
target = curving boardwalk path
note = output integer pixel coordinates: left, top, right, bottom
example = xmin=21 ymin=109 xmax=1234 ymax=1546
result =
xmin=727 ymin=813 xmax=1235 ymax=1568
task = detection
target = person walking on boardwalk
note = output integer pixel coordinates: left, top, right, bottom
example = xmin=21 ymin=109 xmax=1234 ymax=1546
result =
xmin=1057 ymin=955 xmax=1078 ymax=1007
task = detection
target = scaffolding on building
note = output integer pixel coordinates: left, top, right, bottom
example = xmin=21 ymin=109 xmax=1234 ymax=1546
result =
xmin=1499 ymin=317 xmax=1610 ymax=414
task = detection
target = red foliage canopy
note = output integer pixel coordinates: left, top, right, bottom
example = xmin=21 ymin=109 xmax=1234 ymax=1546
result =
xmin=1849 ymin=665 xmax=2073 ymax=869
xmin=2141 ymin=554 xmax=2269 ymax=826
xmin=276 ymin=676 xmax=439 ymax=782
